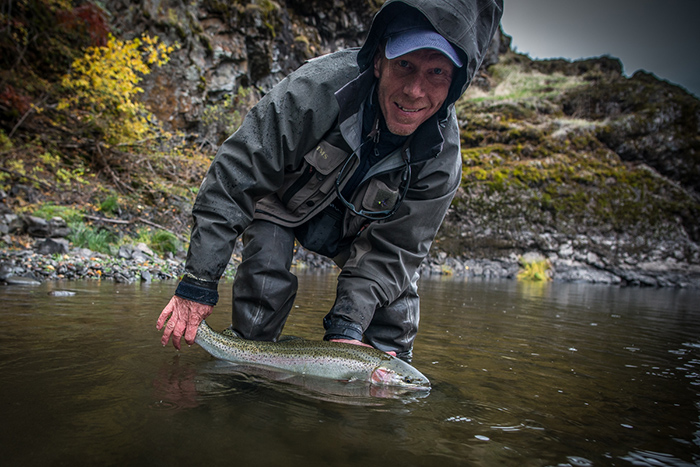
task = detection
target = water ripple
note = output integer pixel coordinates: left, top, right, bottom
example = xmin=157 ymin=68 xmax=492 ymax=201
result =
xmin=620 ymin=450 xmax=698 ymax=467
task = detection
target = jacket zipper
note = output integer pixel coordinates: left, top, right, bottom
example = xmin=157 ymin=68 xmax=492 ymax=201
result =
xmin=281 ymin=165 xmax=316 ymax=206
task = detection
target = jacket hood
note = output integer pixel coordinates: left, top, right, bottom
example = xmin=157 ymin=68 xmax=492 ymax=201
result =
xmin=357 ymin=0 xmax=504 ymax=112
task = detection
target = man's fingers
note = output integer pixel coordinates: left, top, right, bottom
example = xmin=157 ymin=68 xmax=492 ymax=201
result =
xmin=184 ymin=315 xmax=203 ymax=345
xmin=330 ymin=338 xmax=398 ymax=357
xmin=171 ymin=317 xmax=188 ymax=350
xmin=171 ymin=327 xmax=182 ymax=351
xmin=160 ymin=319 xmax=176 ymax=346
xmin=156 ymin=305 xmax=173 ymax=330
xmin=184 ymin=303 xmax=212 ymax=345
xmin=330 ymin=338 xmax=373 ymax=348
xmin=184 ymin=314 xmax=201 ymax=345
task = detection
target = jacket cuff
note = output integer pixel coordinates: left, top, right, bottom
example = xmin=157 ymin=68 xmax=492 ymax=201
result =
xmin=175 ymin=274 xmax=219 ymax=306
xmin=323 ymin=316 xmax=364 ymax=342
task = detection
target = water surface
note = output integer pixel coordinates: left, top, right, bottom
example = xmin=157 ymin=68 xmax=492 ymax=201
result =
xmin=1 ymin=273 xmax=698 ymax=466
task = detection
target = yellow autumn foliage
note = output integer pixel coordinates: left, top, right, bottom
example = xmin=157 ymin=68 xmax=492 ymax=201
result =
xmin=517 ymin=257 xmax=552 ymax=282
xmin=59 ymin=33 xmax=175 ymax=145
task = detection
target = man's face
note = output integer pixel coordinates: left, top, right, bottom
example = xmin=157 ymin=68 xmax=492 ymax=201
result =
xmin=373 ymin=48 xmax=454 ymax=136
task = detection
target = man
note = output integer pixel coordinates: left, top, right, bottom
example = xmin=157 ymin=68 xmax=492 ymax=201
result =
xmin=157 ymin=0 xmax=504 ymax=362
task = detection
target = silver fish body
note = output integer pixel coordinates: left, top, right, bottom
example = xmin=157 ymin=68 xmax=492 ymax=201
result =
xmin=194 ymin=320 xmax=430 ymax=389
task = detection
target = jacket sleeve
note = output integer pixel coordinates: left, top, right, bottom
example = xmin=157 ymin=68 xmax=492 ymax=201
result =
xmin=176 ymin=55 xmax=352 ymax=304
xmin=324 ymin=117 xmax=463 ymax=339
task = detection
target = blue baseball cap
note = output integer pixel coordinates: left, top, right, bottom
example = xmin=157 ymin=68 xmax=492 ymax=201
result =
xmin=385 ymin=28 xmax=463 ymax=68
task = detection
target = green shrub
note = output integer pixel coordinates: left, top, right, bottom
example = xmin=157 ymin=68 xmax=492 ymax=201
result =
xmin=0 ymin=130 xmax=12 ymax=151
xmin=136 ymin=228 xmax=181 ymax=255
xmin=68 ymin=221 xmax=118 ymax=254
xmin=99 ymin=195 xmax=120 ymax=215
xmin=149 ymin=230 xmax=181 ymax=254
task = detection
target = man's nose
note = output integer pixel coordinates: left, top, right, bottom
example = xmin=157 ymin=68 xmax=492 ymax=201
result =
xmin=403 ymin=73 xmax=427 ymax=99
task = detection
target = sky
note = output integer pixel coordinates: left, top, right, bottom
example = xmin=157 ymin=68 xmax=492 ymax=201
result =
xmin=500 ymin=0 xmax=700 ymax=98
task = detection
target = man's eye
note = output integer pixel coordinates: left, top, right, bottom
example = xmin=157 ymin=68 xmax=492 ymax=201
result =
xmin=433 ymin=68 xmax=443 ymax=75
xmin=398 ymin=60 xmax=410 ymax=68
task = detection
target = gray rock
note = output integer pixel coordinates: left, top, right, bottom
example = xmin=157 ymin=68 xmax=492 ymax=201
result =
xmin=134 ymin=243 xmax=155 ymax=257
xmin=7 ymin=214 xmax=25 ymax=234
xmin=551 ymin=260 xmax=622 ymax=285
xmin=73 ymin=248 xmax=94 ymax=258
xmin=48 ymin=217 xmax=71 ymax=238
xmin=36 ymin=238 xmax=70 ymax=255
xmin=131 ymin=250 xmax=150 ymax=263
xmin=140 ymin=270 xmax=152 ymax=282
xmin=117 ymin=245 xmax=134 ymax=259
xmin=0 ymin=263 xmax=15 ymax=281
xmin=26 ymin=215 xmax=50 ymax=237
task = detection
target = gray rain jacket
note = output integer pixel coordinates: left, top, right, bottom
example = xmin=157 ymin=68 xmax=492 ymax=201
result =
xmin=176 ymin=0 xmax=504 ymax=339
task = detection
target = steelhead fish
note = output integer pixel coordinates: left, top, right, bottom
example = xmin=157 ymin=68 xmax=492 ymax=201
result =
xmin=194 ymin=320 xmax=430 ymax=389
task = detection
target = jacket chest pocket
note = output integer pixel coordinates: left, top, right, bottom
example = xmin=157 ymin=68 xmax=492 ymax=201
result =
xmin=360 ymin=178 xmax=400 ymax=213
xmin=345 ymin=176 xmax=403 ymax=237
xmin=280 ymin=140 xmax=348 ymax=212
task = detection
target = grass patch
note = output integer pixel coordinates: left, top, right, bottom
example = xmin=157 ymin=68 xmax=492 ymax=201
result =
xmin=462 ymin=62 xmax=585 ymax=104
xmin=135 ymin=227 xmax=182 ymax=255
xmin=30 ymin=204 xmax=84 ymax=223
xmin=99 ymin=195 xmax=121 ymax=215
xmin=68 ymin=222 xmax=119 ymax=255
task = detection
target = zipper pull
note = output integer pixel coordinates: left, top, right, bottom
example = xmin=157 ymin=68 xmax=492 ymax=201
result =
xmin=367 ymin=113 xmax=380 ymax=143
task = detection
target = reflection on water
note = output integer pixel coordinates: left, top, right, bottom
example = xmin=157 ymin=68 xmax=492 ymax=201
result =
xmin=152 ymin=356 xmax=429 ymax=409
xmin=0 ymin=274 xmax=699 ymax=466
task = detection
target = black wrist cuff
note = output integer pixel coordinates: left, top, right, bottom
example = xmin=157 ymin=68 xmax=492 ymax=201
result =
xmin=175 ymin=275 xmax=219 ymax=306
xmin=323 ymin=318 xmax=363 ymax=342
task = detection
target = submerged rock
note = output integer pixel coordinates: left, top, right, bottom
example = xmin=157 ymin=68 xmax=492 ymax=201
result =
xmin=4 ymin=275 xmax=42 ymax=286
xmin=48 ymin=290 xmax=77 ymax=297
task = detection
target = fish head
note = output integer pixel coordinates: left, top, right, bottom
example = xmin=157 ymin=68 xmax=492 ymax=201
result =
xmin=370 ymin=357 xmax=430 ymax=389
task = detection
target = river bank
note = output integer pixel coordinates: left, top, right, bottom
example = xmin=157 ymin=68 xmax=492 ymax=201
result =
xmin=2 ymin=231 xmax=699 ymax=289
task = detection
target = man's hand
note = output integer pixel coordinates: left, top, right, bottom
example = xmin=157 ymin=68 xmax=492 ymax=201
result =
xmin=156 ymin=296 xmax=213 ymax=350
xmin=329 ymin=338 xmax=397 ymax=357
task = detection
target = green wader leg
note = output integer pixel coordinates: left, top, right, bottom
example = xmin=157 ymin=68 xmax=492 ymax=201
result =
xmin=363 ymin=270 xmax=420 ymax=363
xmin=231 ymin=220 xmax=297 ymax=341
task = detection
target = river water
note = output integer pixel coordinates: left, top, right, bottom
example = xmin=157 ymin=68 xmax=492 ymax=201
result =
xmin=1 ymin=272 xmax=698 ymax=466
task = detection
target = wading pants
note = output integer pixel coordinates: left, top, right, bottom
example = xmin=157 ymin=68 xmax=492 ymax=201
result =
xmin=230 ymin=219 xmax=420 ymax=362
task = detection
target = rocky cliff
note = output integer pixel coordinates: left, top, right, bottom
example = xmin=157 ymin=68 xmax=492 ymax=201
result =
xmin=105 ymin=0 xmax=377 ymax=144
xmin=435 ymin=46 xmax=700 ymax=287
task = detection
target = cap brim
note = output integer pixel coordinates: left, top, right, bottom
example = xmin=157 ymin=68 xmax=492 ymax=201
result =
xmin=385 ymin=29 xmax=463 ymax=68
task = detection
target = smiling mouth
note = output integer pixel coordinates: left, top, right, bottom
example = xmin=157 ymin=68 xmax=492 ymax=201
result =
xmin=396 ymin=103 xmax=423 ymax=113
